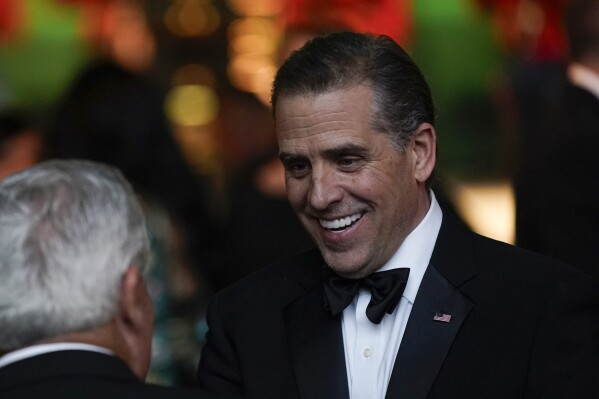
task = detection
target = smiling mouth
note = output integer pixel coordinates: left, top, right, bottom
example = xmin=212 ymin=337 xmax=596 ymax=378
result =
xmin=319 ymin=213 xmax=363 ymax=232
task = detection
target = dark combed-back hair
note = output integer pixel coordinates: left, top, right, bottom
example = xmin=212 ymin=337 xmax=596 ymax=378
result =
xmin=271 ymin=31 xmax=435 ymax=150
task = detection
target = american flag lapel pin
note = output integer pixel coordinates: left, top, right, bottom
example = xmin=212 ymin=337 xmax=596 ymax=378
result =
xmin=433 ymin=312 xmax=452 ymax=323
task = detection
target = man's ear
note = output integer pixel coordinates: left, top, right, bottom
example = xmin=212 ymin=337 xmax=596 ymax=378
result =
xmin=117 ymin=266 xmax=154 ymax=380
xmin=411 ymin=123 xmax=436 ymax=183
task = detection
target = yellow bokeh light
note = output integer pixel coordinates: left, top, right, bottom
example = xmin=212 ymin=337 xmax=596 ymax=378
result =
xmin=229 ymin=33 xmax=277 ymax=57
xmin=165 ymin=84 xmax=219 ymax=127
xmin=227 ymin=17 xmax=278 ymax=40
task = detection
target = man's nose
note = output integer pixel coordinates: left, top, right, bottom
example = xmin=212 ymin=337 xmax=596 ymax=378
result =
xmin=307 ymin=166 xmax=342 ymax=211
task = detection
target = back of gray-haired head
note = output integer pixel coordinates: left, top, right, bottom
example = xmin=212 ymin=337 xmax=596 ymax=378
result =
xmin=0 ymin=159 xmax=149 ymax=350
xmin=271 ymin=31 xmax=435 ymax=151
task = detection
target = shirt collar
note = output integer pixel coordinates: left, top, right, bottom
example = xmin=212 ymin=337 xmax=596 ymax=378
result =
xmin=377 ymin=190 xmax=443 ymax=304
xmin=568 ymin=62 xmax=599 ymax=100
xmin=0 ymin=342 xmax=114 ymax=369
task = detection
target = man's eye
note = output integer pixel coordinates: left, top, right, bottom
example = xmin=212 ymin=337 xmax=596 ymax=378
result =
xmin=291 ymin=163 xmax=307 ymax=171
xmin=286 ymin=162 xmax=310 ymax=177
xmin=338 ymin=157 xmax=361 ymax=170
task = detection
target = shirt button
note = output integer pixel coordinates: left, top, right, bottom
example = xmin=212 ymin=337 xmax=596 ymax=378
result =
xmin=362 ymin=347 xmax=372 ymax=358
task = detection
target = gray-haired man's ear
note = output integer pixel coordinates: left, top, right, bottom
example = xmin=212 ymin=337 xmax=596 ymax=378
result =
xmin=116 ymin=266 xmax=154 ymax=380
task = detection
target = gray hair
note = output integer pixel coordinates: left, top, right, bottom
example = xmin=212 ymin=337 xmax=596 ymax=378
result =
xmin=271 ymin=31 xmax=435 ymax=151
xmin=0 ymin=159 xmax=150 ymax=350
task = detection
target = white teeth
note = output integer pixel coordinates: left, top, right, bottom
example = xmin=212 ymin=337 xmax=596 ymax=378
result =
xmin=319 ymin=213 xmax=362 ymax=230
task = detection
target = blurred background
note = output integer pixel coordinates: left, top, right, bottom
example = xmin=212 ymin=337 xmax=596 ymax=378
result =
xmin=0 ymin=0 xmax=571 ymax=387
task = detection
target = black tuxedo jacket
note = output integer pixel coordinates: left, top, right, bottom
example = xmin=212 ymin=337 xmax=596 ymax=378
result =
xmin=0 ymin=350 xmax=235 ymax=399
xmin=197 ymin=214 xmax=599 ymax=399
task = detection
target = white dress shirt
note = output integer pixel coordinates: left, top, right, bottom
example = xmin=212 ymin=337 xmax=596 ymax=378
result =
xmin=342 ymin=191 xmax=443 ymax=399
xmin=0 ymin=342 xmax=114 ymax=368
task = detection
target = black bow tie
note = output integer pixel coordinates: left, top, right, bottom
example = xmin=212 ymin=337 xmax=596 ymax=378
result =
xmin=323 ymin=268 xmax=410 ymax=324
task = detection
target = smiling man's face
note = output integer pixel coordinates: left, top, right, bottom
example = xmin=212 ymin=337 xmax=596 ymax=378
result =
xmin=276 ymin=84 xmax=434 ymax=278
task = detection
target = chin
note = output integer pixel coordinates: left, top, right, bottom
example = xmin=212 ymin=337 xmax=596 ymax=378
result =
xmin=322 ymin=251 xmax=373 ymax=279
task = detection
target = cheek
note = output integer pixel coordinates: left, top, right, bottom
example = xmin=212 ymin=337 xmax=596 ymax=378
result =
xmin=285 ymin=180 xmax=307 ymax=208
xmin=355 ymin=169 xmax=397 ymax=198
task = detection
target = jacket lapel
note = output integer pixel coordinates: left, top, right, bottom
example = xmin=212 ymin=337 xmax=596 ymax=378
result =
xmin=385 ymin=265 xmax=474 ymax=399
xmin=385 ymin=210 xmax=478 ymax=399
xmin=285 ymin=277 xmax=349 ymax=399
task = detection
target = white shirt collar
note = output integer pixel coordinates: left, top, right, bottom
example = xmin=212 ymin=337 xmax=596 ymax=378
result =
xmin=377 ymin=190 xmax=443 ymax=304
xmin=568 ymin=62 xmax=599 ymax=100
xmin=0 ymin=342 xmax=114 ymax=368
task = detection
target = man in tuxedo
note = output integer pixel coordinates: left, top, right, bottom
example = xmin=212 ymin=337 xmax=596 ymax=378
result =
xmin=515 ymin=0 xmax=599 ymax=281
xmin=0 ymin=160 xmax=239 ymax=399
xmin=196 ymin=32 xmax=599 ymax=399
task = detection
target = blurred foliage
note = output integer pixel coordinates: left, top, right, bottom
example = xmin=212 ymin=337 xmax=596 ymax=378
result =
xmin=411 ymin=0 xmax=505 ymax=179
xmin=0 ymin=0 xmax=89 ymax=108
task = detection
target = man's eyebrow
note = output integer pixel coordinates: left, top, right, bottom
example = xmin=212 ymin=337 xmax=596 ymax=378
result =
xmin=278 ymin=152 xmax=305 ymax=162
xmin=279 ymin=143 xmax=369 ymax=162
xmin=322 ymin=143 xmax=369 ymax=157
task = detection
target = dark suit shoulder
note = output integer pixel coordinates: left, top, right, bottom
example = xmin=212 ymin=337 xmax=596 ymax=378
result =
xmin=0 ymin=379 xmax=229 ymax=399
xmin=0 ymin=351 xmax=233 ymax=399
xmin=472 ymin=230 xmax=591 ymax=282
xmin=198 ymin=250 xmax=323 ymax=397
xmin=434 ymin=213 xmax=595 ymax=299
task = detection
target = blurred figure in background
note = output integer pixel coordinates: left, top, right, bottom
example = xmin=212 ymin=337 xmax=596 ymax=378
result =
xmin=0 ymin=160 xmax=225 ymax=398
xmin=477 ymin=0 xmax=568 ymax=132
xmin=0 ymin=107 xmax=43 ymax=180
xmin=515 ymin=0 xmax=599 ymax=280
xmin=476 ymin=0 xmax=570 ymax=242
